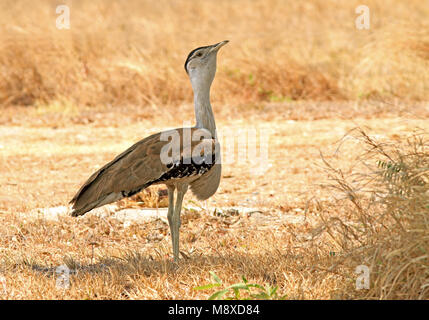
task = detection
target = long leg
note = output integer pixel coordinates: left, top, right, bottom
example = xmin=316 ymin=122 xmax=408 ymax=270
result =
xmin=171 ymin=183 xmax=188 ymax=262
xmin=166 ymin=185 xmax=175 ymax=258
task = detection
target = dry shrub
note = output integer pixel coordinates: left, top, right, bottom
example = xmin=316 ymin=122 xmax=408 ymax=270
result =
xmin=319 ymin=128 xmax=429 ymax=299
xmin=224 ymin=57 xmax=343 ymax=103
xmin=343 ymin=23 xmax=429 ymax=101
xmin=119 ymin=187 xmax=169 ymax=209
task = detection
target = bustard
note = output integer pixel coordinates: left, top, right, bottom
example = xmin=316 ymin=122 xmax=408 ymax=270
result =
xmin=70 ymin=40 xmax=228 ymax=262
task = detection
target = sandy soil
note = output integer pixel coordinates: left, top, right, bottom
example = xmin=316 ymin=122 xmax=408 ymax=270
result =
xmin=0 ymin=102 xmax=426 ymax=214
xmin=0 ymin=105 xmax=428 ymax=212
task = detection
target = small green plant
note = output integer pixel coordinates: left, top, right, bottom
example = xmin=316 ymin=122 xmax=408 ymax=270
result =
xmin=194 ymin=271 xmax=286 ymax=300
xmin=377 ymin=160 xmax=406 ymax=183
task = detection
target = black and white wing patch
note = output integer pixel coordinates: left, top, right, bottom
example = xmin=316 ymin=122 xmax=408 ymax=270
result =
xmin=155 ymin=136 xmax=218 ymax=182
xmin=156 ymin=153 xmax=216 ymax=182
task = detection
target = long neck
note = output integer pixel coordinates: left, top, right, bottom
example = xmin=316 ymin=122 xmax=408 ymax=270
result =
xmin=193 ymin=84 xmax=216 ymax=137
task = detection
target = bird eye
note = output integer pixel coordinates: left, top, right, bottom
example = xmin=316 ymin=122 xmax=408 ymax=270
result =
xmin=196 ymin=52 xmax=203 ymax=57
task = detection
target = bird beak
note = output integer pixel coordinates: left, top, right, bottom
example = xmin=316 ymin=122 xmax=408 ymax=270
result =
xmin=210 ymin=40 xmax=229 ymax=53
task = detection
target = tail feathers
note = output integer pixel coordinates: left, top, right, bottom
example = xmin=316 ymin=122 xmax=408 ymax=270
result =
xmin=70 ymin=192 xmax=122 ymax=217
xmin=70 ymin=203 xmax=96 ymax=217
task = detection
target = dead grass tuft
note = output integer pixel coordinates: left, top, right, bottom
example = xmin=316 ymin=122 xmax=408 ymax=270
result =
xmin=318 ymin=128 xmax=429 ymax=299
xmin=119 ymin=187 xmax=169 ymax=209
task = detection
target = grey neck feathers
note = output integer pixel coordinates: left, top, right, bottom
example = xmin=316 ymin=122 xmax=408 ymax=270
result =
xmin=192 ymin=81 xmax=217 ymax=138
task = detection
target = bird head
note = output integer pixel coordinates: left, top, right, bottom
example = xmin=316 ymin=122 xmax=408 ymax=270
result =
xmin=185 ymin=40 xmax=229 ymax=93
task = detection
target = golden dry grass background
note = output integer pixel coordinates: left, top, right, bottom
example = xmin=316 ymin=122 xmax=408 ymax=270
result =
xmin=0 ymin=0 xmax=428 ymax=108
xmin=0 ymin=0 xmax=428 ymax=300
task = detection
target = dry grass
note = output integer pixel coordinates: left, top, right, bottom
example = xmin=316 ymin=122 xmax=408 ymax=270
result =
xmin=316 ymin=128 xmax=429 ymax=299
xmin=0 ymin=210 xmax=340 ymax=299
xmin=0 ymin=107 xmax=427 ymax=299
xmin=0 ymin=0 xmax=428 ymax=109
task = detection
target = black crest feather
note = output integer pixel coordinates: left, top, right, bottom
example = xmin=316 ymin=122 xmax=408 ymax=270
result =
xmin=184 ymin=45 xmax=211 ymax=74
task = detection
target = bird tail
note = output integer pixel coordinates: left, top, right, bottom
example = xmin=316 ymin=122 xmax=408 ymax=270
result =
xmin=70 ymin=191 xmax=123 ymax=217
xmin=69 ymin=179 xmax=150 ymax=217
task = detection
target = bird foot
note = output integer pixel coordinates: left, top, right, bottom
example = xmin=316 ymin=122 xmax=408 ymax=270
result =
xmin=165 ymin=251 xmax=188 ymax=264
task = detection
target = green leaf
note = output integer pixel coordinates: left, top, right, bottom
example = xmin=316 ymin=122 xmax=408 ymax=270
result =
xmin=269 ymin=286 xmax=278 ymax=296
xmin=193 ymin=283 xmax=221 ymax=291
xmin=209 ymin=271 xmax=222 ymax=284
xmin=252 ymin=292 xmax=270 ymax=299
xmin=226 ymin=283 xmax=250 ymax=290
xmin=232 ymin=288 xmax=240 ymax=299
xmin=208 ymin=289 xmax=229 ymax=300
xmin=247 ymin=283 xmax=265 ymax=291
